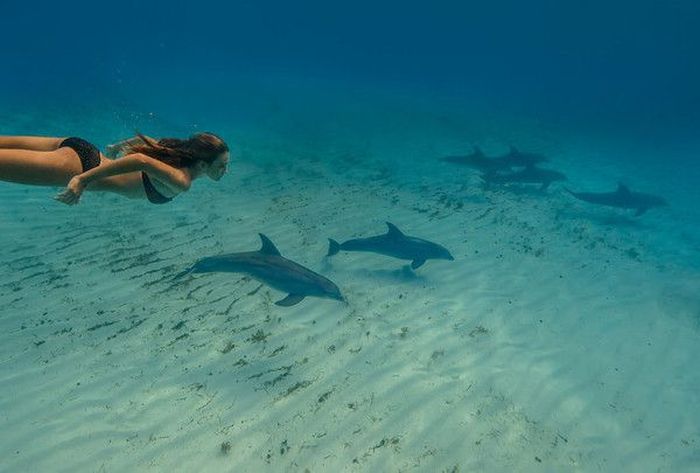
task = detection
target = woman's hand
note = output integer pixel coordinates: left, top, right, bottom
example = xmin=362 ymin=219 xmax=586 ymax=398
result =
xmin=55 ymin=176 xmax=87 ymax=205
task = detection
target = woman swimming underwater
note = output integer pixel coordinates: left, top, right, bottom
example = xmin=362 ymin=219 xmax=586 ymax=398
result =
xmin=0 ymin=132 xmax=230 ymax=205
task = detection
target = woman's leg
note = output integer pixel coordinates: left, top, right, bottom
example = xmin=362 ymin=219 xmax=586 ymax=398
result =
xmin=0 ymin=148 xmax=82 ymax=186
xmin=0 ymin=136 xmax=65 ymax=151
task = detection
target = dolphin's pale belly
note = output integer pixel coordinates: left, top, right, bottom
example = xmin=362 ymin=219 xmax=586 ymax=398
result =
xmin=195 ymin=255 xmax=333 ymax=296
xmin=245 ymin=266 xmax=328 ymax=296
xmin=341 ymin=238 xmax=415 ymax=260
xmin=341 ymin=237 xmax=434 ymax=260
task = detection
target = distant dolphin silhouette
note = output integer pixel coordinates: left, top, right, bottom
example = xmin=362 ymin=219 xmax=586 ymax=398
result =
xmin=566 ymin=183 xmax=668 ymax=217
xmin=327 ymin=222 xmax=454 ymax=269
xmin=441 ymin=146 xmax=549 ymax=173
xmin=481 ymin=164 xmax=567 ymax=190
xmin=498 ymin=146 xmax=549 ymax=168
xmin=188 ymin=234 xmax=344 ymax=306
xmin=440 ymin=147 xmax=510 ymax=173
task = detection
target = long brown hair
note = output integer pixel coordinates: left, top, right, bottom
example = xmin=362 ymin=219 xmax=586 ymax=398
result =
xmin=126 ymin=132 xmax=229 ymax=168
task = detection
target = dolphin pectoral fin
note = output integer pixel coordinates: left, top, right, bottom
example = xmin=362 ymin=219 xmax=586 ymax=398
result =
xmin=540 ymin=181 xmax=551 ymax=191
xmin=275 ymin=294 xmax=305 ymax=306
xmin=411 ymin=259 xmax=426 ymax=269
xmin=634 ymin=207 xmax=648 ymax=217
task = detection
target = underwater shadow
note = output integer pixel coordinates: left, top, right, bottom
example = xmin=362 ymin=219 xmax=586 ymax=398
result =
xmin=556 ymin=208 xmax=649 ymax=229
xmin=356 ymin=265 xmax=427 ymax=283
xmin=321 ymin=258 xmax=425 ymax=283
xmin=482 ymin=183 xmax=562 ymax=199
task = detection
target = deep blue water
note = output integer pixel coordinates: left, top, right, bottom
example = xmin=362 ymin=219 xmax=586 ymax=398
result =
xmin=2 ymin=0 xmax=699 ymax=266
xmin=2 ymin=0 xmax=699 ymax=143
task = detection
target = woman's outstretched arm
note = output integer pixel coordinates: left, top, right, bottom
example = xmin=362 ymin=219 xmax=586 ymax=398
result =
xmin=55 ymin=153 xmax=192 ymax=205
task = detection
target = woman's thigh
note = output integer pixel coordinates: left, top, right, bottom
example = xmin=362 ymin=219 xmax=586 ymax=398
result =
xmin=0 ymin=148 xmax=82 ymax=186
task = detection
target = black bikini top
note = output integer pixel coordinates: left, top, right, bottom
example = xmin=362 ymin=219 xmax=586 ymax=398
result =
xmin=141 ymin=172 xmax=174 ymax=204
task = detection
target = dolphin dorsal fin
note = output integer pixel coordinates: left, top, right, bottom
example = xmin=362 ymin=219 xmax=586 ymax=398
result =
xmin=472 ymin=146 xmax=484 ymax=156
xmin=258 ymin=234 xmax=281 ymax=256
xmin=616 ymin=183 xmax=631 ymax=195
xmin=509 ymin=145 xmax=519 ymax=154
xmin=385 ymin=222 xmax=405 ymax=238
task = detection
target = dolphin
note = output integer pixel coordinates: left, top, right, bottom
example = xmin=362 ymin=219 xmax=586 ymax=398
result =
xmin=440 ymin=147 xmax=511 ymax=173
xmin=327 ymin=222 xmax=454 ymax=269
xmin=188 ymin=234 xmax=344 ymax=306
xmin=497 ymin=146 xmax=549 ymax=168
xmin=566 ymin=183 xmax=668 ymax=217
xmin=441 ymin=146 xmax=549 ymax=172
xmin=481 ymin=164 xmax=567 ymax=190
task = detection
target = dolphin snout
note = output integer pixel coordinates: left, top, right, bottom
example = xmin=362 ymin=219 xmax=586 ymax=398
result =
xmin=331 ymin=292 xmax=348 ymax=305
xmin=442 ymin=247 xmax=455 ymax=260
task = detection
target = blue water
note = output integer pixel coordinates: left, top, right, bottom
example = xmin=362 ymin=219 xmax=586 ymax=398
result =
xmin=1 ymin=1 xmax=700 ymax=471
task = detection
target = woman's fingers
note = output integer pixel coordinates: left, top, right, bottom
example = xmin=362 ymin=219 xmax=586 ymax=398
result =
xmin=54 ymin=189 xmax=80 ymax=205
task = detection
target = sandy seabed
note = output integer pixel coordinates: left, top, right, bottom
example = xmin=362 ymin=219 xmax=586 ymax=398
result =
xmin=1 ymin=89 xmax=699 ymax=472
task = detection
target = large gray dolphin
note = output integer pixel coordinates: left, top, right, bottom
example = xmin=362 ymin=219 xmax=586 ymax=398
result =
xmin=566 ymin=183 xmax=668 ymax=216
xmin=327 ymin=222 xmax=454 ymax=269
xmin=188 ymin=234 xmax=344 ymax=306
xmin=481 ymin=164 xmax=567 ymax=190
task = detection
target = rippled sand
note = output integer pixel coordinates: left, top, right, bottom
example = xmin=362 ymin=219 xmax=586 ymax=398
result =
xmin=1 ymin=84 xmax=699 ymax=472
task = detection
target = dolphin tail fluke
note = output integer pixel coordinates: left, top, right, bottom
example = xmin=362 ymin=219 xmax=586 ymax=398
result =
xmin=327 ymin=239 xmax=341 ymax=257
xmin=172 ymin=266 xmax=194 ymax=280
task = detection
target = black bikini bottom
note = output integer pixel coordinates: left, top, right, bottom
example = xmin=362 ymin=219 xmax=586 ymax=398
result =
xmin=58 ymin=137 xmax=101 ymax=172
